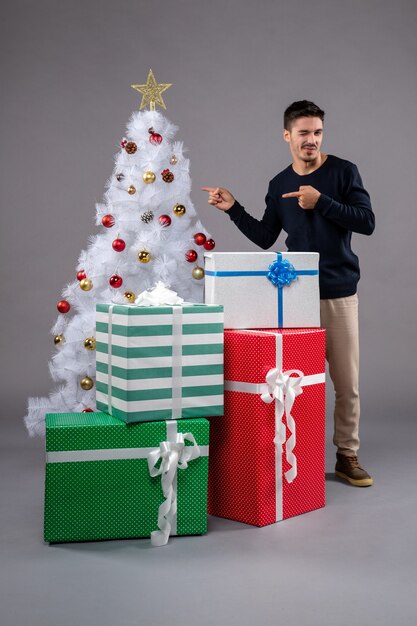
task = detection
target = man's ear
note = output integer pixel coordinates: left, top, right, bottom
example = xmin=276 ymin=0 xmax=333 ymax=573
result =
xmin=283 ymin=128 xmax=290 ymax=143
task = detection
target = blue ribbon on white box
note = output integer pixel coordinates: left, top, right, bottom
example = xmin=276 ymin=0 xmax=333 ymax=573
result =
xmin=205 ymin=252 xmax=318 ymax=327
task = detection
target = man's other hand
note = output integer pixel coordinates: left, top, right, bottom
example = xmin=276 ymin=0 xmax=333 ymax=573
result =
xmin=282 ymin=185 xmax=321 ymax=209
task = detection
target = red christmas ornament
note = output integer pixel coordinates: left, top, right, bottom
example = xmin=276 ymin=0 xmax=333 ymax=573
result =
xmin=102 ymin=214 xmax=115 ymax=228
xmin=109 ymin=274 xmax=123 ymax=288
xmin=204 ymin=238 xmax=216 ymax=250
xmin=148 ymin=127 xmax=163 ymax=145
xmin=82 ymin=408 xmax=94 ymax=413
xmin=120 ymin=138 xmax=127 ymax=148
xmin=194 ymin=233 xmax=206 ymax=246
xmin=112 ymin=238 xmax=126 ymax=252
xmin=57 ymin=300 xmax=71 ymax=314
xmin=185 ymin=249 xmax=198 ymax=263
xmin=77 ymin=270 xmax=86 ymax=281
xmin=158 ymin=214 xmax=172 ymax=228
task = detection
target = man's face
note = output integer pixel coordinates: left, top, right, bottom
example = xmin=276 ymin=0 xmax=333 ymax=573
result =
xmin=283 ymin=116 xmax=324 ymax=163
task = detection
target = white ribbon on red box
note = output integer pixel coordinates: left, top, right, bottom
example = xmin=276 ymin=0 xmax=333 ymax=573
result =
xmin=224 ymin=330 xmax=325 ymax=521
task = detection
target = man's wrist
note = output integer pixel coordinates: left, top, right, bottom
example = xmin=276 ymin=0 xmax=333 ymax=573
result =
xmin=315 ymin=193 xmax=333 ymax=213
xmin=225 ymin=199 xmax=243 ymax=219
xmin=224 ymin=199 xmax=237 ymax=212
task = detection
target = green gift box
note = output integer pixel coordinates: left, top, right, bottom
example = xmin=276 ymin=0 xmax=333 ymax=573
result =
xmin=44 ymin=413 xmax=209 ymax=545
xmin=95 ymin=303 xmax=224 ymax=423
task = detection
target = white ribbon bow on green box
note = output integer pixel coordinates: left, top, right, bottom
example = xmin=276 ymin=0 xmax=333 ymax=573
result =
xmin=148 ymin=421 xmax=202 ymax=547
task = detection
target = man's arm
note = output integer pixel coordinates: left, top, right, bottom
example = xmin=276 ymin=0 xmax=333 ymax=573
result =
xmin=315 ymin=164 xmax=375 ymax=235
xmin=202 ymin=184 xmax=282 ymax=249
xmin=281 ymin=164 xmax=375 ymax=236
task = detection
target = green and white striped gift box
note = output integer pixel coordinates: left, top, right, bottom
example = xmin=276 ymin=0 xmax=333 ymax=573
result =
xmin=96 ymin=303 xmax=224 ymax=423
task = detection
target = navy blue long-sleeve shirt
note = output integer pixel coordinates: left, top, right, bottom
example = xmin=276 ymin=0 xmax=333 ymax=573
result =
xmin=226 ymin=154 xmax=375 ymax=299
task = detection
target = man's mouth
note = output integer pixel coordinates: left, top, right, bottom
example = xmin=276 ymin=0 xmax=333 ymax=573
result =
xmin=303 ymin=146 xmax=316 ymax=151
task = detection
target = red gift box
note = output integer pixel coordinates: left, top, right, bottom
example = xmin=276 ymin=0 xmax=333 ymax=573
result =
xmin=208 ymin=328 xmax=326 ymax=526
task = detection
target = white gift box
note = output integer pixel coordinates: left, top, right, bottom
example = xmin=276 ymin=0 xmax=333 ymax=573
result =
xmin=204 ymin=251 xmax=320 ymax=329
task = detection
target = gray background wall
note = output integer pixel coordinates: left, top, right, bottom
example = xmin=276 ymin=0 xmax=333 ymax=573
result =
xmin=1 ymin=2 xmax=417 ymax=625
xmin=1 ymin=0 xmax=416 ymax=424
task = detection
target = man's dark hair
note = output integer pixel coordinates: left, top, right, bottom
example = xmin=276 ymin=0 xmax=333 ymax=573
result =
xmin=283 ymin=100 xmax=325 ymax=130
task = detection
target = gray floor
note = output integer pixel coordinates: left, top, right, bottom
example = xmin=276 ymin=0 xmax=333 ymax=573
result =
xmin=1 ymin=403 xmax=416 ymax=626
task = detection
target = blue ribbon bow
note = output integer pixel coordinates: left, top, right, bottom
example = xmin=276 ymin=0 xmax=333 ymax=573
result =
xmin=266 ymin=257 xmax=298 ymax=288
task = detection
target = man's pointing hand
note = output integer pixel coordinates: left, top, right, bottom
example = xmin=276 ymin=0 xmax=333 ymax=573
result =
xmin=282 ymin=185 xmax=321 ymax=209
xmin=201 ymin=187 xmax=235 ymax=211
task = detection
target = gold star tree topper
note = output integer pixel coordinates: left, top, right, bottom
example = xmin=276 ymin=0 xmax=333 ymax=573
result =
xmin=131 ymin=69 xmax=172 ymax=111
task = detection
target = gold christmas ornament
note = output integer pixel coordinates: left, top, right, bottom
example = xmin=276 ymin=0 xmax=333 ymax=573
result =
xmin=128 ymin=185 xmax=136 ymax=195
xmin=79 ymin=278 xmax=93 ymax=291
xmin=80 ymin=376 xmax=94 ymax=390
xmin=173 ymin=203 xmax=186 ymax=216
xmin=170 ymin=155 xmax=178 ymax=165
xmin=124 ymin=290 xmax=136 ymax=302
xmin=138 ymin=250 xmax=151 ymax=263
xmin=125 ymin=141 xmax=137 ymax=154
xmin=54 ymin=334 xmax=65 ymax=345
xmin=143 ymin=171 xmax=156 ymax=184
xmin=192 ymin=266 xmax=205 ymax=280
xmin=84 ymin=337 xmax=96 ymax=351
xmin=131 ymin=69 xmax=172 ymax=111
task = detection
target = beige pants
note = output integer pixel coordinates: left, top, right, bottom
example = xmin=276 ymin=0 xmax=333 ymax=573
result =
xmin=320 ymin=294 xmax=360 ymax=457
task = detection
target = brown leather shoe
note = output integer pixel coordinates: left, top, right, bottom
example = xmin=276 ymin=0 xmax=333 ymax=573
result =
xmin=335 ymin=453 xmax=374 ymax=487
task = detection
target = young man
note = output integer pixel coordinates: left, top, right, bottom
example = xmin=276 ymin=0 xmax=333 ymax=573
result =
xmin=202 ymin=100 xmax=375 ymax=487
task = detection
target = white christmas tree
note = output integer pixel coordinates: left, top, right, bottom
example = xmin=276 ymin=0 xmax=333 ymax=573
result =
xmin=25 ymin=70 xmax=215 ymax=436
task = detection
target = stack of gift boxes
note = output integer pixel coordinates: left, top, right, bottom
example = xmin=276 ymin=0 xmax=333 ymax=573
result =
xmin=44 ymin=252 xmax=326 ymax=546
xmin=205 ymin=252 xmax=326 ymax=526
